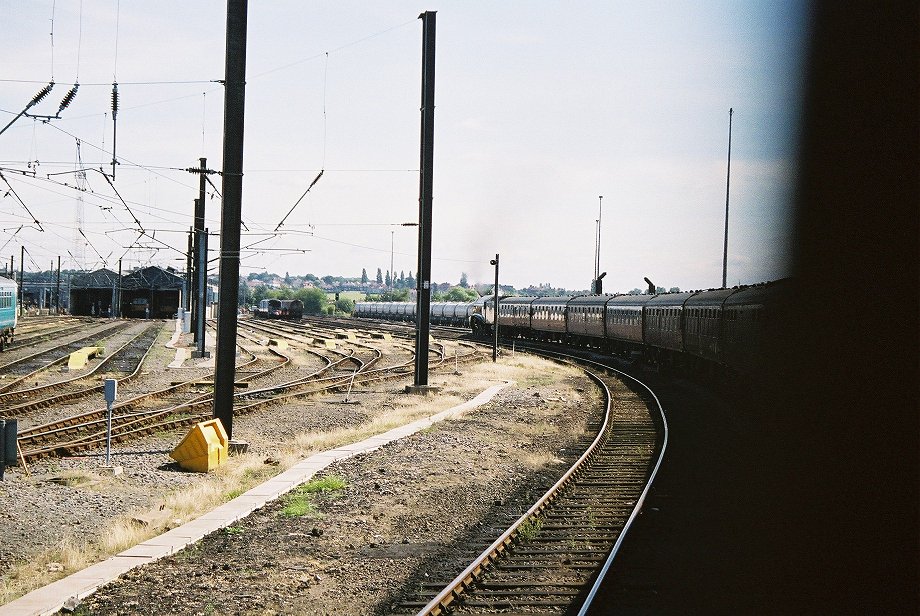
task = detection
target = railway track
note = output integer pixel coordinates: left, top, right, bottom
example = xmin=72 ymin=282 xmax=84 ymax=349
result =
xmin=0 ymin=324 xmax=161 ymax=416
xmin=5 ymin=317 xmax=90 ymax=350
xmin=15 ymin=321 xmax=483 ymax=463
xmin=0 ymin=320 xmax=132 ymax=381
xmin=394 ymin=352 xmax=666 ymax=615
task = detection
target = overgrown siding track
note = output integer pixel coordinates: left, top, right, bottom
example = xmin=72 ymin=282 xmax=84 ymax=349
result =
xmin=397 ymin=356 xmax=666 ymax=615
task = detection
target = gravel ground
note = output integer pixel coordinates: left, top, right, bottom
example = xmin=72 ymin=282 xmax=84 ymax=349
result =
xmin=78 ymin=370 xmax=598 ymax=616
xmin=0 ymin=318 xmax=603 ymax=613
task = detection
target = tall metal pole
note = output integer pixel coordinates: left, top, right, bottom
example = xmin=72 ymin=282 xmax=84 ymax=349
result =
xmin=55 ymin=255 xmax=60 ymax=314
xmin=413 ymin=11 xmax=436 ymax=389
xmin=722 ymin=107 xmax=733 ymax=289
xmin=116 ymin=258 xmax=122 ymax=318
xmin=213 ymin=0 xmax=249 ymax=440
xmin=597 ymin=195 xmax=603 ymax=285
xmin=594 ymin=218 xmax=599 ymax=282
xmin=186 ymin=228 xmax=193 ymax=314
xmin=390 ymin=230 xmax=394 ymax=293
xmin=492 ymin=254 xmax=499 ymax=362
xmin=196 ymin=229 xmax=208 ymax=359
xmin=19 ymin=246 xmax=24 ymax=315
xmin=192 ymin=157 xmax=207 ymax=331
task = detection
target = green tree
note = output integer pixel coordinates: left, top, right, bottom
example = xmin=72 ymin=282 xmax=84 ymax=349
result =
xmin=238 ymin=279 xmax=250 ymax=307
xmin=445 ymin=286 xmax=479 ymax=302
xmin=361 ymin=268 xmax=368 ymax=284
xmin=669 ymin=286 xmax=681 ymax=293
xmin=296 ymin=287 xmax=328 ymax=314
xmin=378 ymin=289 xmax=409 ymax=301
xmin=376 ymin=268 xmax=383 ymax=284
xmin=459 ymin=272 xmax=469 ymax=288
xmin=335 ymin=297 xmax=355 ymax=314
xmin=385 ymin=271 xmax=392 ymax=287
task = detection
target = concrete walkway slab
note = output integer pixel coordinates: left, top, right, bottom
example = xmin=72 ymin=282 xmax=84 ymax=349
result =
xmin=0 ymin=380 xmax=511 ymax=616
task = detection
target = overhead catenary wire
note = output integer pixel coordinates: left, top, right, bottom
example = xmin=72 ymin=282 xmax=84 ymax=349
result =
xmin=0 ymin=170 xmax=44 ymax=231
xmin=78 ymin=228 xmax=108 ymax=265
xmin=98 ymin=170 xmax=143 ymax=233
xmin=0 ymin=13 xmax=426 ymax=276
xmin=49 ymin=1 xmax=56 ymax=80
xmin=274 ymin=170 xmax=323 ymax=232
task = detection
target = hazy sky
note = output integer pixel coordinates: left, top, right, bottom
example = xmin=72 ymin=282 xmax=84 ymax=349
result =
xmin=0 ymin=1 xmax=809 ymax=292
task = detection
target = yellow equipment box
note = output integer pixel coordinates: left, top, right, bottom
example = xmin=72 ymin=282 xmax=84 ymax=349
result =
xmin=170 ymin=418 xmax=228 ymax=472
xmin=67 ymin=346 xmax=105 ymax=370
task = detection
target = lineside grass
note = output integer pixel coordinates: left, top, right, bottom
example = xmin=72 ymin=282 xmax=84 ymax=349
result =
xmin=282 ymin=476 xmax=347 ymax=518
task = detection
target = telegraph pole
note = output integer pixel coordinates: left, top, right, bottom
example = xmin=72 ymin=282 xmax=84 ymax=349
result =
xmin=213 ymin=0 xmax=249 ymax=440
xmin=722 ymin=107 xmax=733 ymax=289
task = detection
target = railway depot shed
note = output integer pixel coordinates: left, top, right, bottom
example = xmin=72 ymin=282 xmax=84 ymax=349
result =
xmin=121 ymin=266 xmax=184 ymax=318
xmin=69 ymin=268 xmax=120 ymax=317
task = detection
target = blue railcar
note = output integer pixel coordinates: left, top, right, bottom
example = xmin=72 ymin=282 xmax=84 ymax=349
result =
xmin=0 ymin=277 xmax=17 ymax=351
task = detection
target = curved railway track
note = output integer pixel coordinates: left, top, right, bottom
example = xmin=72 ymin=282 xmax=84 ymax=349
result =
xmin=0 ymin=324 xmax=161 ymax=417
xmin=15 ymin=320 xmax=482 ymax=464
xmin=394 ymin=351 xmax=666 ymax=615
xmin=0 ymin=320 xmax=132 ymax=382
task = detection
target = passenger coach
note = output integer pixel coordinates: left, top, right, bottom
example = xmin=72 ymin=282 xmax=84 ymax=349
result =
xmin=0 ymin=276 xmax=17 ymax=351
xmin=471 ymin=279 xmax=788 ymax=380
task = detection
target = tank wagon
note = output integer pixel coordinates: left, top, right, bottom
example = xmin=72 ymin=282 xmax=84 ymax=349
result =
xmin=469 ymin=279 xmax=789 ymax=379
xmin=0 ymin=277 xmax=17 ymax=350
xmin=354 ymin=301 xmax=476 ymax=326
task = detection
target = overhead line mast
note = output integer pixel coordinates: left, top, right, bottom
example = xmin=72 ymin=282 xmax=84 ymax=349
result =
xmin=213 ymin=0 xmax=249 ymax=441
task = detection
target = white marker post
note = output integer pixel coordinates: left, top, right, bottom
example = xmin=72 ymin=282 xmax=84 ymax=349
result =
xmin=103 ymin=379 xmax=117 ymax=468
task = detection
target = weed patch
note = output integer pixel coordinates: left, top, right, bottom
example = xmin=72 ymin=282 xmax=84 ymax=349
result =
xmin=281 ymin=476 xmax=346 ymax=518
xmin=517 ymin=518 xmax=543 ymax=543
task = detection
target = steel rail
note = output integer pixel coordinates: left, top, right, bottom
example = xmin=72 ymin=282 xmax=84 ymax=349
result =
xmin=22 ymin=346 xmax=482 ymax=460
xmin=530 ymin=348 xmax=670 ymax=615
xmin=413 ymin=349 xmax=667 ymax=616
xmin=414 ymin=368 xmax=614 ymax=616
xmin=6 ymin=322 xmax=89 ymax=349
xmin=0 ymin=321 xmax=131 ymax=380
xmin=0 ymin=324 xmax=159 ymax=410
